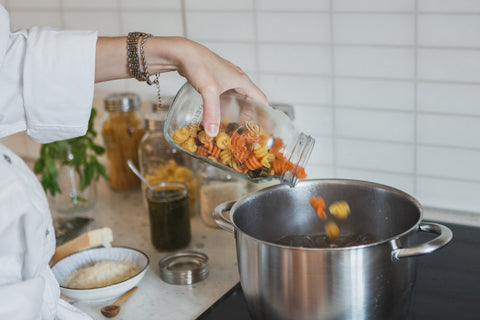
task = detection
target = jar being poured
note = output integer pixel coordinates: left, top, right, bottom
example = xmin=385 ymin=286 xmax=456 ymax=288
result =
xmin=164 ymin=82 xmax=315 ymax=187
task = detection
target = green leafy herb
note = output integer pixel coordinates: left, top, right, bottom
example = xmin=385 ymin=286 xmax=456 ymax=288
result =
xmin=34 ymin=108 xmax=108 ymax=197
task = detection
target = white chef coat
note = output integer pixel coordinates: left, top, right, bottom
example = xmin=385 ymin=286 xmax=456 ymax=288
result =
xmin=0 ymin=5 xmax=97 ymax=320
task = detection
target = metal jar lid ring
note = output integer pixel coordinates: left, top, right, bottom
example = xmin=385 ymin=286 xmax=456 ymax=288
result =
xmin=158 ymin=251 xmax=209 ymax=285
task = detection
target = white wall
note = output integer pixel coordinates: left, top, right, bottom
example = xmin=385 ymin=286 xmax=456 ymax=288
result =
xmin=1 ymin=0 xmax=480 ymax=213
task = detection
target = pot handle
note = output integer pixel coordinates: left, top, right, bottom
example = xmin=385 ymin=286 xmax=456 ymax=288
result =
xmin=212 ymin=201 xmax=236 ymax=233
xmin=391 ymin=222 xmax=453 ymax=261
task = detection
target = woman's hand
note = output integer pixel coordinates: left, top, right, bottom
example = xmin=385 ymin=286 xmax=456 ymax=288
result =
xmin=171 ymin=38 xmax=267 ymax=136
xmin=95 ymin=36 xmax=267 ymax=137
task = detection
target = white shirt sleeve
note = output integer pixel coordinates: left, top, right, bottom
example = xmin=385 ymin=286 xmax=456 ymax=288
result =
xmin=0 ymin=5 xmax=98 ymax=143
xmin=0 ymin=141 xmax=97 ymax=320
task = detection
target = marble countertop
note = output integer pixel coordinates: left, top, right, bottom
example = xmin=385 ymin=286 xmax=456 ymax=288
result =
xmin=57 ymin=180 xmax=480 ymax=320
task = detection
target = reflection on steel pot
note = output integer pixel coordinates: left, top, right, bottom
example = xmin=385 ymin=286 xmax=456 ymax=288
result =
xmin=213 ymin=179 xmax=453 ymax=320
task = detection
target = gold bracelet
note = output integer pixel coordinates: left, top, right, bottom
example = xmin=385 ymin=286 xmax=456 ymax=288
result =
xmin=127 ymin=32 xmax=148 ymax=81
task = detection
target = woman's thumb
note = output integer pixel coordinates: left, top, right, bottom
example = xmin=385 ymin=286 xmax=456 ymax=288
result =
xmin=201 ymin=88 xmax=221 ymax=137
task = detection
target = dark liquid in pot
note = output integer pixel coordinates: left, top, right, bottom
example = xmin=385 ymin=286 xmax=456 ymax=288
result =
xmin=276 ymin=233 xmax=376 ymax=248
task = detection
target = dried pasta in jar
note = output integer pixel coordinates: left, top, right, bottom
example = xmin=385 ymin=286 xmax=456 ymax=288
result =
xmin=165 ymin=82 xmax=314 ymax=187
xmin=101 ymin=103 xmax=145 ymax=190
xmin=170 ymin=120 xmax=309 ymax=183
xmin=172 ymin=127 xmax=190 ymax=144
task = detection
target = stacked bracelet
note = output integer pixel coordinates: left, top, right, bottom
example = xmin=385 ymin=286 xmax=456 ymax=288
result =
xmin=127 ymin=32 xmax=149 ymax=81
xmin=127 ymin=32 xmax=163 ymax=107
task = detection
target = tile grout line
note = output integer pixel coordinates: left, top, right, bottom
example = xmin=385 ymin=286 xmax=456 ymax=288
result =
xmin=330 ymin=0 xmax=337 ymax=178
xmin=253 ymin=0 xmax=260 ymax=85
xmin=180 ymin=0 xmax=187 ymax=38
xmin=59 ymin=0 xmax=65 ymax=30
xmin=413 ymin=0 xmax=419 ymax=196
xmin=116 ymin=0 xmax=122 ymax=35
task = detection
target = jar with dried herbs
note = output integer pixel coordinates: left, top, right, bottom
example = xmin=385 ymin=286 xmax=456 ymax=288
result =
xmin=101 ymin=93 xmax=145 ymax=190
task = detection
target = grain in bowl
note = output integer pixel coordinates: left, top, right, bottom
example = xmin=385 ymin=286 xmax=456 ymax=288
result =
xmin=51 ymin=247 xmax=149 ymax=302
xmin=63 ymin=260 xmax=140 ymax=289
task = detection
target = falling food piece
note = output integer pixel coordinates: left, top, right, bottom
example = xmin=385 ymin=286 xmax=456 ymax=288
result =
xmin=310 ymin=196 xmax=326 ymax=219
xmin=329 ymin=201 xmax=351 ymax=220
xmin=325 ymin=221 xmax=340 ymax=240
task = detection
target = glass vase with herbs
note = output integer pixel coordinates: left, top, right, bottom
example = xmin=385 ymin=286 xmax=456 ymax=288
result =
xmin=34 ymin=108 xmax=108 ymax=213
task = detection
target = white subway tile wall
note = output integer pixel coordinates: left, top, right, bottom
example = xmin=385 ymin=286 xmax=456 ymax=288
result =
xmin=1 ymin=0 xmax=480 ymax=213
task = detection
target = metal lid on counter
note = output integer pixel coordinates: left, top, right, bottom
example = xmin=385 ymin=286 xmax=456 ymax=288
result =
xmin=158 ymin=251 xmax=209 ymax=285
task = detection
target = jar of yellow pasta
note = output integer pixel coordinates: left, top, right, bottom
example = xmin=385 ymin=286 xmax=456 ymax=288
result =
xmin=101 ymin=93 xmax=145 ymax=190
xmin=138 ymin=109 xmax=199 ymax=216
xmin=164 ymin=82 xmax=315 ymax=187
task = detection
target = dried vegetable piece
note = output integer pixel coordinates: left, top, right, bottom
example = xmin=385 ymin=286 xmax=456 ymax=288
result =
xmin=171 ymin=121 xmax=308 ymax=181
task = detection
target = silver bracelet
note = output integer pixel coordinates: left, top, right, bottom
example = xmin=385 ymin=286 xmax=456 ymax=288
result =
xmin=140 ymin=34 xmax=162 ymax=108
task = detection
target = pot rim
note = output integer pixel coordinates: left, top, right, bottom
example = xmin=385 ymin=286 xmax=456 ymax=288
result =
xmin=230 ymin=178 xmax=424 ymax=251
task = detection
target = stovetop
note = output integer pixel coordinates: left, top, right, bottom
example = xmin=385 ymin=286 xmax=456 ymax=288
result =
xmin=196 ymin=221 xmax=480 ymax=320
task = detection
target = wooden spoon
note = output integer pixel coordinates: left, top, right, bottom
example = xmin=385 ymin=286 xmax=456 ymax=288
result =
xmin=101 ymin=287 xmax=138 ymax=318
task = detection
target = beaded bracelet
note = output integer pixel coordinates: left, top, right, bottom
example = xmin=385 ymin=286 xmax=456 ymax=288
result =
xmin=127 ymin=32 xmax=148 ymax=81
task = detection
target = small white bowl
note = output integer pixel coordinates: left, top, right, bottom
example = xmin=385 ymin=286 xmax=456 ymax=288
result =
xmin=51 ymin=246 xmax=149 ymax=302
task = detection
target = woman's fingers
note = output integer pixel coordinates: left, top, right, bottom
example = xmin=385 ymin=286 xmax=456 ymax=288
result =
xmin=199 ymin=79 xmax=268 ymax=137
xmin=200 ymin=86 xmax=221 ymax=137
xmin=175 ymin=39 xmax=268 ymax=137
xmin=230 ymin=83 xmax=268 ymax=106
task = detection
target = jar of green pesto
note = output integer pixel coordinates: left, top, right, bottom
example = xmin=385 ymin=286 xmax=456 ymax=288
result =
xmin=146 ymin=182 xmax=191 ymax=251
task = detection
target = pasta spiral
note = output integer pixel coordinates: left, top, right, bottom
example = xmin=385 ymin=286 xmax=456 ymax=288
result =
xmin=219 ymin=150 xmax=233 ymax=166
xmin=329 ymin=201 xmax=350 ymax=219
xmin=325 ymin=221 xmax=340 ymax=240
xmin=172 ymin=127 xmax=190 ymax=144
xmin=310 ymin=196 xmax=326 ymax=219
xmin=216 ymin=132 xmax=231 ymax=149
xmin=253 ymin=143 xmax=268 ymax=159
xmin=183 ymin=137 xmax=197 ymax=153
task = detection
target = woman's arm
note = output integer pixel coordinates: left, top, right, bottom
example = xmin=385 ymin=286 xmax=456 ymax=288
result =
xmin=95 ymin=36 xmax=267 ymax=137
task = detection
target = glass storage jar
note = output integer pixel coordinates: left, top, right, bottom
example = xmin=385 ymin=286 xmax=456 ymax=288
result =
xmin=139 ymin=108 xmax=199 ymax=216
xmin=164 ymin=82 xmax=315 ymax=187
xmin=146 ymin=182 xmax=191 ymax=251
xmin=101 ymin=93 xmax=145 ymax=190
xmin=199 ymin=163 xmax=247 ymax=227
xmin=247 ymin=102 xmax=295 ymax=193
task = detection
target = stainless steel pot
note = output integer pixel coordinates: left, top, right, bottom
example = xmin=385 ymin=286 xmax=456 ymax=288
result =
xmin=213 ymin=179 xmax=452 ymax=320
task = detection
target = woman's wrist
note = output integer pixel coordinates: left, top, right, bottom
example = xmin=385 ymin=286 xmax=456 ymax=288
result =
xmin=142 ymin=36 xmax=191 ymax=75
xmin=95 ymin=35 xmax=191 ymax=83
